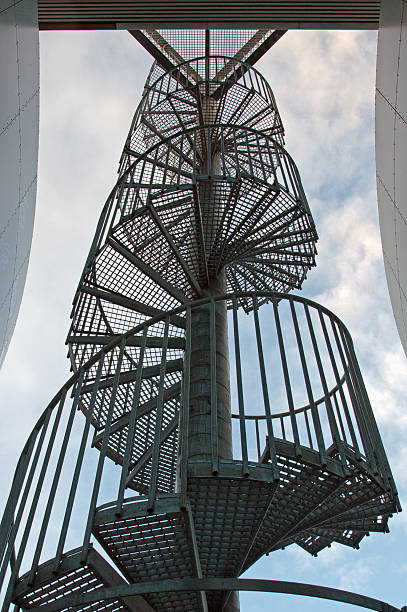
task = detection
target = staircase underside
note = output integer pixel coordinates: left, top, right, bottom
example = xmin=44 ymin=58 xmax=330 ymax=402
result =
xmin=13 ymin=443 xmax=396 ymax=612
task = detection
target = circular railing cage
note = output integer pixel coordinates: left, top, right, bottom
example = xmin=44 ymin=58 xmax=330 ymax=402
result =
xmin=68 ymin=123 xmax=317 ymax=372
xmin=0 ymin=292 xmax=399 ymax=611
xmin=119 ymin=56 xmax=285 ymax=174
xmin=0 ymin=46 xmax=401 ymax=612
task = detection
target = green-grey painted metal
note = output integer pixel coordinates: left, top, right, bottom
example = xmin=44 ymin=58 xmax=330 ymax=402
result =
xmin=0 ymin=31 xmax=400 ymax=612
xmin=0 ymin=291 xmax=400 ymax=610
xmin=14 ymin=577 xmax=403 ymax=612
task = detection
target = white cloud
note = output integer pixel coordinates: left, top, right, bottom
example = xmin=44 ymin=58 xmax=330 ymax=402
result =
xmin=0 ymin=28 xmax=406 ymax=611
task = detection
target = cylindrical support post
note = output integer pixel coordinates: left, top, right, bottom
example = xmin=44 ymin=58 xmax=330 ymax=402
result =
xmin=188 ymin=276 xmax=232 ymax=464
xmin=188 ymin=94 xmax=240 ymax=611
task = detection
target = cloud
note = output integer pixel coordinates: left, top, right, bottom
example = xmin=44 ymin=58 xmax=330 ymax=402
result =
xmin=0 ymin=28 xmax=406 ymax=611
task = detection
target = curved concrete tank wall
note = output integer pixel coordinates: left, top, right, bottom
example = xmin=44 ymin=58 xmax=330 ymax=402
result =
xmin=0 ymin=0 xmax=39 ymax=367
xmin=376 ymin=0 xmax=407 ymax=356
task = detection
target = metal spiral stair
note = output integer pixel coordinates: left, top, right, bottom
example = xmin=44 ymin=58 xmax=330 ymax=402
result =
xmin=4 ymin=291 xmax=399 ymax=611
xmin=0 ymin=28 xmax=401 ymax=612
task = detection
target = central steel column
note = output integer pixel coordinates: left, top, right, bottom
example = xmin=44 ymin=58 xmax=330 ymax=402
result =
xmin=188 ymin=273 xmax=232 ymax=463
xmin=188 ymin=142 xmax=233 ymax=464
xmin=186 ymin=117 xmax=240 ymax=608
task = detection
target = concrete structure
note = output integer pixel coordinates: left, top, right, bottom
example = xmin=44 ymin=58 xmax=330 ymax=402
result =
xmin=0 ymin=27 xmax=402 ymax=612
xmin=1 ymin=0 xmax=407 ymax=365
xmin=376 ymin=0 xmax=407 ymax=356
xmin=0 ymin=0 xmax=39 ymax=366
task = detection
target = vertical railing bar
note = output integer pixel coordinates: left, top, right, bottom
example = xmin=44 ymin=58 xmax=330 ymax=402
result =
xmin=54 ymin=360 xmax=104 ymax=570
xmin=148 ymin=318 xmax=170 ymax=510
xmin=210 ymin=299 xmax=219 ymax=475
xmin=284 ymin=152 xmax=297 ymax=196
xmin=177 ymin=133 xmax=184 ymax=186
xmin=280 ymin=416 xmax=286 ymax=441
xmin=71 ymin=294 xmax=89 ymax=357
xmin=277 ymin=146 xmax=288 ymax=192
xmin=318 ymin=310 xmax=360 ymax=457
xmin=104 ymin=194 xmax=120 ymax=249
xmin=340 ymin=327 xmax=395 ymax=487
xmin=193 ymin=128 xmax=197 ymax=175
xmin=333 ymin=391 xmax=347 ymax=444
xmin=330 ymin=319 xmax=365 ymax=457
xmin=163 ymin=142 xmax=170 ymax=187
xmin=118 ymin=167 xmax=132 ymax=221
xmin=253 ymin=296 xmax=279 ymax=479
xmin=244 ymin=129 xmax=255 ymax=177
xmin=207 ymin=125 xmax=212 ymax=176
xmin=254 ymin=69 xmax=260 ymax=95
xmin=254 ymin=131 xmax=267 ymax=183
xmin=0 ymin=435 xmax=38 ymax=595
xmin=0 ymin=379 xmax=71 ymax=599
xmin=180 ymin=307 xmax=191 ymax=497
xmin=304 ymin=304 xmax=348 ymax=473
xmin=28 ymin=384 xmax=72 ymax=582
xmin=81 ymin=338 xmax=126 ymax=562
xmin=273 ymin=297 xmax=302 ymax=456
xmin=343 ymin=331 xmax=386 ymax=460
xmin=93 ymin=349 xmax=115 ymax=426
xmin=304 ymin=409 xmax=313 ymax=449
xmin=232 ymin=297 xmax=248 ymax=475
xmin=233 ymin=127 xmax=241 ymax=179
xmin=289 ymin=297 xmax=326 ymax=463
xmin=255 ymin=419 xmax=261 ymax=462
xmin=221 ymin=129 xmax=226 ymax=177
xmin=337 ymin=325 xmax=380 ymax=475
xmin=116 ymin=327 xmax=148 ymax=513
xmin=0 ymin=430 xmax=37 ymax=566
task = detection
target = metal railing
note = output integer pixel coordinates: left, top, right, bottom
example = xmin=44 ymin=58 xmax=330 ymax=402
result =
xmin=119 ymin=55 xmax=284 ymax=174
xmin=0 ymin=292 xmax=397 ymax=609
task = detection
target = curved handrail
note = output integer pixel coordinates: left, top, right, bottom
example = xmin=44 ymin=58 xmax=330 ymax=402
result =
xmin=15 ymin=577 xmax=403 ymax=612
xmin=232 ymin=374 xmax=347 ymax=421
xmin=145 ymin=54 xmax=275 ymax=91
xmin=5 ymin=291 xmax=361 ymax=506
xmin=119 ymin=54 xmax=283 ymax=176
xmin=0 ymin=290 xmax=400 ymax=610
xmin=10 ymin=290 xmax=388 ymax=480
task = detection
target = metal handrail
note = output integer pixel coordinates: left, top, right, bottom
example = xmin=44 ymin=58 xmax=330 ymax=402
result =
xmin=231 ymin=374 xmax=346 ymax=420
xmin=0 ymin=291 xmax=399 ymax=611
xmin=14 ymin=577 xmax=403 ymax=612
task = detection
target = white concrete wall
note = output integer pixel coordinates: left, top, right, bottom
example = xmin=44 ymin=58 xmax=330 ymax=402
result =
xmin=376 ymin=0 xmax=407 ymax=356
xmin=0 ymin=0 xmax=39 ymax=366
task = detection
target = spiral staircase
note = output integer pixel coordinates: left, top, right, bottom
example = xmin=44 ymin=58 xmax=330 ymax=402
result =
xmin=0 ymin=29 xmax=400 ymax=612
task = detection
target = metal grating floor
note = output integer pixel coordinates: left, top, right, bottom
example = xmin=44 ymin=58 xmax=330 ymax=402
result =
xmin=13 ymin=548 xmax=128 ymax=612
xmin=93 ymin=497 xmax=202 ymax=611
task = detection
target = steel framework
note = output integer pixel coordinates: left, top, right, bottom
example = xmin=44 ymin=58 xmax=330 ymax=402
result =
xmin=0 ymin=28 xmax=402 ymax=612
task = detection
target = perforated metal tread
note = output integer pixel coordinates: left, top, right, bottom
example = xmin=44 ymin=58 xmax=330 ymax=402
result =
xmin=186 ymin=467 xmax=278 ymax=608
xmin=12 ymin=546 xmax=152 ymax=612
xmin=93 ymin=496 xmax=204 ymax=611
xmin=243 ymin=452 xmax=344 ymax=569
xmin=242 ymin=446 xmax=397 ymax=569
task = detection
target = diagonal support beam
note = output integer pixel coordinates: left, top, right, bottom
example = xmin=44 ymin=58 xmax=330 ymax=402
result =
xmin=148 ymin=203 xmax=202 ymax=295
xmin=108 ymin=236 xmax=188 ymax=304
xmin=128 ymin=30 xmax=197 ymax=92
xmin=80 ymin=358 xmax=183 ymax=396
xmin=212 ymin=29 xmax=269 ymax=83
xmin=125 ymin=414 xmax=179 ymax=485
xmin=181 ymin=507 xmax=208 ymax=612
xmin=212 ymin=30 xmax=287 ymax=99
xmin=81 ymin=285 xmax=186 ymax=328
xmin=92 ymin=382 xmax=181 ymax=445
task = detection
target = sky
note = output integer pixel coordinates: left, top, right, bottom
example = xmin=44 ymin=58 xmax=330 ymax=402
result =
xmin=0 ymin=28 xmax=406 ymax=612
